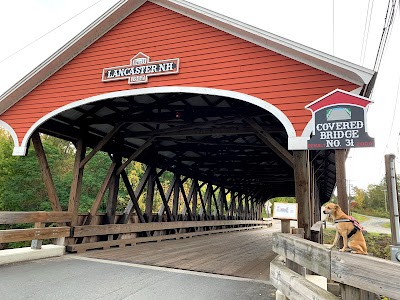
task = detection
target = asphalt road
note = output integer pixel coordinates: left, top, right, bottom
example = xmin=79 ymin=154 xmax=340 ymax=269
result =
xmin=358 ymin=215 xmax=391 ymax=234
xmin=0 ymin=256 xmax=276 ymax=300
xmin=325 ymin=214 xmax=391 ymax=234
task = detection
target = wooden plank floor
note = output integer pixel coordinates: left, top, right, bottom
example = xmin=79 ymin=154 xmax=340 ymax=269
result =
xmin=80 ymin=227 xmax=279 ymax=281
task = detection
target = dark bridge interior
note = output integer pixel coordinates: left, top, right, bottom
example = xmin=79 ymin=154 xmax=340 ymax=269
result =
xmin=38 ymin=92 xmax=336 ymax=204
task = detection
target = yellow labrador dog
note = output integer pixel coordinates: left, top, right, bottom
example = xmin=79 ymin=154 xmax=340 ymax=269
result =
xmin=323 ymin=203 xmax=368 ymax=255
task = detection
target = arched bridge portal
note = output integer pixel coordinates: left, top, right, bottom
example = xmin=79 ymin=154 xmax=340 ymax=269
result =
xmin=3 ymin=89 xmax=339 ymax=253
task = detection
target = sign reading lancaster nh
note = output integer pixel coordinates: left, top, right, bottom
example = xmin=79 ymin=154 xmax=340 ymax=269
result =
xmin=102 ymin=52 xmax=179 ymax=84
xmin=306 ymin=89 xmax=375 ymax=150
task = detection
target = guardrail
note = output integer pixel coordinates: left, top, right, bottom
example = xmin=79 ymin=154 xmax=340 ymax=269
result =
xmin=0 ymin=211 xmax=71 ymax=249
xmin=271 ymin=232 xmax=400 ymax=300
xmin=68 ymin=219 xmax=271 ymax=253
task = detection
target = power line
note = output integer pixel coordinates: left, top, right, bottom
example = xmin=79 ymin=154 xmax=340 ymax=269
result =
xmin=360 ymin=0 xmax=374 ymax=65
xmin=385 ymin=74 xmax=400 ymax=150
xmin=332 ymin=0 xmax=335 ymax=55
xmin=0 ymin=0 xmax=104 ymax=65
xmin=373 ymin=0 xmax=397 ymax=71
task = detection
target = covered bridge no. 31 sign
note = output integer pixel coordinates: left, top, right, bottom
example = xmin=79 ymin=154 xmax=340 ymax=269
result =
xmin=305 ymin=89 xmax=375 ymax=150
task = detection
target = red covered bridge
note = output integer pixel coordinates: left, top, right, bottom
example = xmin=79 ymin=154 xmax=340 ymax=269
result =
xmin=2 ymin=1 xmax=396 ymax=299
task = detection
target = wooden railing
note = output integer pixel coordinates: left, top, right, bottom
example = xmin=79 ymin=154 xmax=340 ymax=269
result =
xmin=271 ymin=233 xmax=400 ymax=300
xmin=68 ymin=219 xmax=271 ymax=253
xmin=0 ymin=212 xmax=71 ymax=249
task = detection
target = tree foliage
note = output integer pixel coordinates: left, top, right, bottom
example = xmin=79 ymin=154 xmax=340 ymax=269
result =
xmin=0 ymin=130 xmax=149 ymax=213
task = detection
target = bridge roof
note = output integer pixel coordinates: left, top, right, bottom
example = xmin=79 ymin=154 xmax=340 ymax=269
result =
xmin=0 ymin=0 xmax=374 ymax=115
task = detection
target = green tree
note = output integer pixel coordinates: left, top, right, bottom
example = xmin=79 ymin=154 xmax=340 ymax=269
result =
xmin=365 ymin=182 xmax=386 ymax=212
xmin=353 ymin=187 xmax=366 ymax=209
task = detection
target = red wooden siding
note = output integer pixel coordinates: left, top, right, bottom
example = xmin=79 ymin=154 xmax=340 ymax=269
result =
xmin=0 ymin=2 xmax=357 ymax=143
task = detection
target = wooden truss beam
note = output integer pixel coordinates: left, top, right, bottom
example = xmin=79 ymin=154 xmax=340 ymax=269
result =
xmin=79 ymin=123 xmax=125 ymax=168
xmin=121 ymin=166 xmax=152 ymax=223
xmin=243 ymin=115 xmax=294 ymax=168
xmin=84 ymin=162 xmax=116 ymax=225
xmin=68 ymin=138 xmax=85 ymax=227
xmin=178 ymin=177 xmax=193 ymax=221
xmin=106 ymin=155 xmax=121 ymax=225
xmin=157 ymin=175 xmax=177 ymax=219
xmin=120 ymin=171 xmax=146 ymax=224
xmin=155 ymin=178 xmax=174 ymax=222
xmin=145 ymin=168 xmax=155 ymax=222
xmin=31 ymin=132 xmax=62 ymax=211
xmin=116 ymin=137 xmax=155 ymax=175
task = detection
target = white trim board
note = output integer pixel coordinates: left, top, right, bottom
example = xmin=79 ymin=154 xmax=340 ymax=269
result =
xmin=11 ymin=87 xmax=297 ymax=156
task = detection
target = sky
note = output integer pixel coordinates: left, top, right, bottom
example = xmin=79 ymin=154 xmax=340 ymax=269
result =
xmin=0 ymin=0 xmax=399 ymax=190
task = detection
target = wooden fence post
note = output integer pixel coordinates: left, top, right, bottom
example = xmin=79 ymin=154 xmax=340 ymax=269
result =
xmin=293 ymin=150 xmax=311 ymax=240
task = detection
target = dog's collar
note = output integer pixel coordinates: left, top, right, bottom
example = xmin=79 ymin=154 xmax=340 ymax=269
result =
xmin=334 ymin=219 xmax=352 ymax=223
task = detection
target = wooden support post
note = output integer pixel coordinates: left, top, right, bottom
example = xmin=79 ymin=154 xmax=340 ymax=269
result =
xmin=106 ymin=155 xmax=121 ymax=225
xmin=145 ymin=167 xmax=155 ymax=222
xmin=245 ymin=197 xmax=250 ymax=220
xmin=31 ymin=132 xmax=62 ymax=211
xmin=198 ymin=185 xmax=208 ymax=220
xmin=219 ymin=187 xmax=225 ymax=219
xmin=335 ymin=149 xmax=348 ymax=214
xmin=230 ymin=191 xmax=237 ymax=219
xmin=31 ymin=222 xmax=45 ymax=249
xmin=205 ymin=184 xmax=212 ymax=217
xmin=237 ymin=193 xmax=243 ymax=219
xmin=281 ymin=220 xmax=291 ymax=233
xmin=191 ymin=180 xmax=198 ymax=219
xmin=212 ymin=188 xmax=221 ymax=219
xmin=293 ymin=150 xmax=311 ymax=240
xmin=68 ymin=139 xmax=85 ymax=227
xmin=172 ymin=175 xmax=180 ymax=220
xmin=310 ymin=165 xmax=315 ymax=225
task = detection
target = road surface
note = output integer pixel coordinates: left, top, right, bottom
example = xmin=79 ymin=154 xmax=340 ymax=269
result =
xmin=0 ymin=256 xmax=276 ymax=300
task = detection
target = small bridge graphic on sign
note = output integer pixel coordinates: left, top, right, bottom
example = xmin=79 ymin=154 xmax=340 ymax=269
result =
xmin=102 ymin=52 xmax=179 ymax=84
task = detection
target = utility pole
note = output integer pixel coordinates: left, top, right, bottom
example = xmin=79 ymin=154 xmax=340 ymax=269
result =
xmin=385 ymin=154 xmax=400 ymax=263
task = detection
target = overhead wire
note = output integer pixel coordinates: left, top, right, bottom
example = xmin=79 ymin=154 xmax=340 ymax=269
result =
xmin=332 ymin=0 xmax=335 ymax=55
xmin=0 ymin=0 xmax=105 ymax=65
xmin=373 ymin=0 xmax=397 ymax=71
xmin=383 ymin=0 xmax=400 ymax=153
xmin=370 ymin=0 xmax=400 ymax=178
xmin=360 ymin=0 xmax=374 ymax=65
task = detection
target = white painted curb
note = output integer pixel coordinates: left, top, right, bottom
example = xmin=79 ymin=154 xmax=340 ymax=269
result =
xmin=0 ymin=245 xmax=65 ymax=266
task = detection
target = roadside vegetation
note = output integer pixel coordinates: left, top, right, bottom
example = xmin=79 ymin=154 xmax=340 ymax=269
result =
xmin=347 ymin=179 xmax=399 ymax=219
xmin=323 ymin=228 xmax=391 ymax=260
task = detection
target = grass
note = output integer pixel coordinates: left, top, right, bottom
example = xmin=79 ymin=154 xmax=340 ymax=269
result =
xmin=323 ymin=228 xmax=391 ymax=259
xmin=382 ymin=222 xmax=391 ymax=228
xmin=351 ymin=212 xmax=370 ymax=223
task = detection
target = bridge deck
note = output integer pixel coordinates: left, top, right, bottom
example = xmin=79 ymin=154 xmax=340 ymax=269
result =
xmin=80 ymin=226 xmax=279 ymax=281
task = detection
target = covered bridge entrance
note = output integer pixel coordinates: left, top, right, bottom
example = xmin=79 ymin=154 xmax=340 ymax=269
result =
xmin=0 ymin=0 xmax=374 ymax=254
